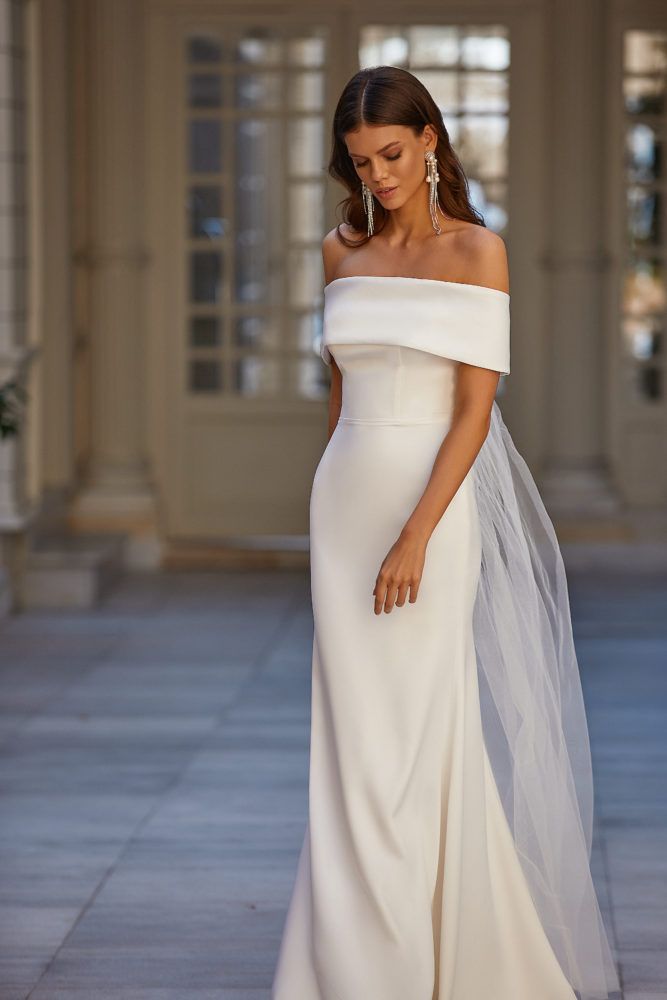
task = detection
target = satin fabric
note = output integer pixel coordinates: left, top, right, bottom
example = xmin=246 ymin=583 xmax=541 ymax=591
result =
xmin=271 ymin=276 xmax=614 ymax=1000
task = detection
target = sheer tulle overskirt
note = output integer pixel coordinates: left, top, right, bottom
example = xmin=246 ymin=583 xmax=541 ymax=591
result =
xmin=471 ymin=400 xmax=620 ymax=1000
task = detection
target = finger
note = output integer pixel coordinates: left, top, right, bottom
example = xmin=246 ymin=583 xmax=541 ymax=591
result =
xmin=395 ymin=582 xmax=410 ymax=607
xmin=384 ymin=582 xmax=399 ymax=613
xmin=374 ymin=578 xmax=388 ymax=615
xmin=409 ymin=579 xmax=420 ymax=603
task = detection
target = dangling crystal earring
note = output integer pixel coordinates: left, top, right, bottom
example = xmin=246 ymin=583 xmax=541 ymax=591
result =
xmin=425 ymin=150 xmax=442 ymax=235
xmin=361 ymin=181 xmax=374 ymax=237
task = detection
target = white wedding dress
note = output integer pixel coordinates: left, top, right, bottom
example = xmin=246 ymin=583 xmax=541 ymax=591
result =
xmin=271 ymin=275 xmax=619 ymax=1000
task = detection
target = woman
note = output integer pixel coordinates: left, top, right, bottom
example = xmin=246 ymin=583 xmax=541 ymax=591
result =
xmin=272 ymin=66 xmax=620 ymax=1000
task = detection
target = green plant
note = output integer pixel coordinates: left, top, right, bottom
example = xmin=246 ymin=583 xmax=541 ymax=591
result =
xmin=0 ymin=377 xmax=28 ymax=439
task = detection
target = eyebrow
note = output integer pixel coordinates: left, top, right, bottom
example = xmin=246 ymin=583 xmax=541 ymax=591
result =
xmin=348 ymin=141 xmax=401 ymax=159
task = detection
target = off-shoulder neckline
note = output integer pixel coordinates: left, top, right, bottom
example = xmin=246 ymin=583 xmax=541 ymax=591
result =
xmin=324 ymin=274 xmax=510 ymax=298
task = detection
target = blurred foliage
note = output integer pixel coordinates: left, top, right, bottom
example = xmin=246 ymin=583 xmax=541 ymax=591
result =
xmin=0 ymin=378 xmax=27 ymax=439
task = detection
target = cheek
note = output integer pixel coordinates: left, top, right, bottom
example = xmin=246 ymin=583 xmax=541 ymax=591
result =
xmin=396 ymin=155 xmax=419 ymax=179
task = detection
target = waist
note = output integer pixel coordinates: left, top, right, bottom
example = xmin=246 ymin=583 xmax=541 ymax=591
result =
xmin=338 ymin=414 xmax=451 ymax=425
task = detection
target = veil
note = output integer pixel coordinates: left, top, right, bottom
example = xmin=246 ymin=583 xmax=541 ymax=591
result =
xmin=471 ymin=399 xmax=620 ymax=1000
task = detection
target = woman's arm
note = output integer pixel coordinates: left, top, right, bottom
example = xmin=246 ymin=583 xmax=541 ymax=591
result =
xmin=326 ymin=362 xmax=343 ymax=441
xmin=403 ymin=364 xmax=500 ymax=543
xmin=373 ymin=232 xmax=509 ymax=615
xmin=321 ymin=226 xmax=353 ymax=439
xmin=372 ymin=366 xmax=499 ymax=615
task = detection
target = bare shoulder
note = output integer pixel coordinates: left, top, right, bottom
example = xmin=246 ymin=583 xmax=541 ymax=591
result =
xmin=322 ymin=223 xmax=365 ymax=285
xmin=455 ymin=225 xmax=509 ymax=294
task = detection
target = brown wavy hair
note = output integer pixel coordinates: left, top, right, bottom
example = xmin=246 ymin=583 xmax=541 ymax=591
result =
xmin=328 ymin=66 xmax=485 ymax=247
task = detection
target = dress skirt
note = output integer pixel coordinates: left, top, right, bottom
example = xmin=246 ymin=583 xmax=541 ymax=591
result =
xmin=271 ymin=409 xmax=577 ymax=1000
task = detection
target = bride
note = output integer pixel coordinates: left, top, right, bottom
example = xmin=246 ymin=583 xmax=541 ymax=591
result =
xmin=271 ymin=65 xmax=620 ymax=1000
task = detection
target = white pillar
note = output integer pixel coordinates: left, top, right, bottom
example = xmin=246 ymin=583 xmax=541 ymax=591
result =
xmin=540 ymin=0 xmax=619 ymax=516
xmin=72 ymin=0 xmax=155 ymax=524
xmin=0 ymin=0 xmax=32 ymax=612
xmin=29 ymin=0 xmax=73 ymax=499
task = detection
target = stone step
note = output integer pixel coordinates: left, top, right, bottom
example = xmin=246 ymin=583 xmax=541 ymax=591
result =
xmin=21 ymin=533 xmax=127 ymax=609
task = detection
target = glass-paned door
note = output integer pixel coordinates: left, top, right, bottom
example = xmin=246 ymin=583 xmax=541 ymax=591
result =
xmin=184 ymin=26 xmax=329 ymax=405
xmin=151 ymin=13 xmax=516 ymax=540
xmin=616 ymin=28 xmax=667 ymax=504
xmin=156 ymin=17 xmax=332 ymax=539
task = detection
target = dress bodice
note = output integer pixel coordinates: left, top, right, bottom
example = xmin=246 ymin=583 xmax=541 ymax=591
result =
xmin=320 ymin=275 xmax=510 ymax=424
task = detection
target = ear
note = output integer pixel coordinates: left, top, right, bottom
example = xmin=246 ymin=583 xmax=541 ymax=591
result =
xmin=422 ymin=124 xmax=438 ymax=151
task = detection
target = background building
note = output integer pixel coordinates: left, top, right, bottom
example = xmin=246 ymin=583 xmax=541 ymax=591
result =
xmin=0 ymin=0 xmax=666 ymax=612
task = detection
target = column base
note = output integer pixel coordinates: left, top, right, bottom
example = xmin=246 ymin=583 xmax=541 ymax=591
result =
xmin=538 ymin=461 xmax=621 ymax=517
xmin=68 ymin=480 xmax=163 ymax=569
xmin=538 ymin=462 xmax=630 ymax=544
xmin=70 ymin=483 xmax=156 ymax=521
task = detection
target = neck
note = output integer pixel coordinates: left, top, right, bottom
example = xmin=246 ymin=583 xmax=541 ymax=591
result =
xmin=381 ymin=186 xmax=447 ymax=246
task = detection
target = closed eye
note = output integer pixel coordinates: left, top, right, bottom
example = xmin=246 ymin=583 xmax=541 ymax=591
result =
xmin=353 ymin=152 xmax=402 ymax=168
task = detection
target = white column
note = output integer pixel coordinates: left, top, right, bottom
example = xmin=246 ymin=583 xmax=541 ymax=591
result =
xmin=72 ymin=0 xmax=155 ymax=523
xmin=0 ymin=0 xmax=32 ymax=612
xmin=540 ymin=0 xmax=619 ymax=516
xmin=29 ymin=0 xmax=73 ymax=499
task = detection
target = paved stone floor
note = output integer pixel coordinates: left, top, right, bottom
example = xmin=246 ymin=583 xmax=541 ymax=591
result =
xmin=0 ymin=566 xmax=664 ymax=999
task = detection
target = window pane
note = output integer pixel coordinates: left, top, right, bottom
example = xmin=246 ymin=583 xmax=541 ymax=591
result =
xmin=288 ymin=249 xmax=322 ymax=308
xmin=622 ymin=316 xmax=663 ymax=360
xmin=459 ymin=115 xmax=508 ymax=178
xmin=628 ymin=187 xmax=662 ymax=247
xmin=624 ymin=76 xmax=665 ymax=116
xmin=288 ymin=117 xmax=325 ymax=176
xmin=623 ymin=259 xmax=666 ymax=316
xmin=236 ymin=33 xmax=282 ymax=65
xmin=636 ymin=366 xmax=662 ymax=401
xmin=624 ymin=30 xmax=667 ymax=75
xmin=235 ymin=73 xmax=282 ymax=109
xmin=471 ymin=178 xmax=508 ymax=234
xmin=293 ymin=357 xmax=329 ymax=400
xmin=289 ymin=181 xmax=325 ymax=242
xmin=188 ymin=36 xmax=223 ymax=64
xmin=291 ymin=311 xmax=323 ymax=350
xmin=627 ymin=124 xmax=662 ymax=184
xmin=189 ymin=73 xmax=222 ymax=109
xmin=414 ymin=71 xmax=459 ymax=115
xmin=290 ymin=310 xmax=322 ymax=354
xmin=190 ymin=316 xmax=221 ymax=348
xmin=408 ymin=26 xmax=459 ymax=67
xmin=234 ymin=315 xmax=280 ymax=349
xmin=189 ymin=121 xmax=222 ymax=173
xmin=461 ymin=30 xmax=510 ymax=70
xmin=190 ymin=251 xmax=222 ymax=303
xmin=235 ymin=242 xmax=268 ymax=304
xmin=234 ymin=357 xmax=280 ymax=396
xmin=188 ymin=186 xmax=224 ymax=239
xmin=189 ymin=359 xmax=222 ymax=392
xmin=461 ymin=72 xmax=509 ymax=113
xmin=288 ymin=35 xmax=325 ymax=67
xmin=359 ymin=28 xmax=409 ymax=68
xmin=234 ymin=119 xmax=281 ymax=303
xmin=289 ymin=71 xmax=324 ymax=111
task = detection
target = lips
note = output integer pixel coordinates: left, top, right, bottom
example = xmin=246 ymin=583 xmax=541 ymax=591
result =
xmin=376 ymin=186 xmax=397 ymax=196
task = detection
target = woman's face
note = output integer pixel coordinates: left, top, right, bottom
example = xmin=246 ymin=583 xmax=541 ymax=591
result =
xmin=344 ymin=123 xmax=436 ymax=209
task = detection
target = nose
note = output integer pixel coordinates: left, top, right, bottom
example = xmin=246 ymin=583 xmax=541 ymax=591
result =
xmin=369 ymin=160 xmax=388 ymax=184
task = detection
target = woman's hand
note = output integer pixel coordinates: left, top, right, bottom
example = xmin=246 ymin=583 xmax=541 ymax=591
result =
xmin=373 ymin=528 xmax=428 ymax=615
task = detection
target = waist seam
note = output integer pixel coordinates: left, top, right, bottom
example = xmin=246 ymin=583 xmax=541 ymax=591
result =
xmin=338 ymin=415 xmax=451 ymax=425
